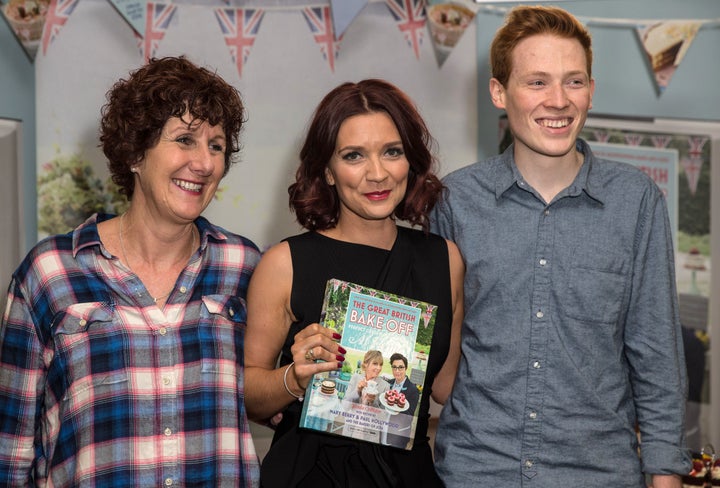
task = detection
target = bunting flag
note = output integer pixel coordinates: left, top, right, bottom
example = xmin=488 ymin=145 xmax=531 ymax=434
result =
xmin=214 ymin=8 xmax=265 ymax=79
xmin=681 ymin=136 xmax=708 ymax=195
xmin=302 ymin=6 xmax=341 ymax=73
xmin=592 ymin=129 xmax=610 ymax=143
xmin=623 ymin=133 xmax=645 ymax=146
xmin=1 ymin=0 xmax=50 ymax=60
xmin=135 ymin=1 xmax=177 ymax=63
xmin=107 ymin=0 xmax=145 ymax=36
xmin=330 ymin=0 xmax=367 ymax=40
xmin=426 ymin=1 xmax=475 ymax=66
xmin=637 ymin=21 xmax=701 ymax=95
xmin=41 ymin=0 xmax=78 ymax=56
xmin=650 ymin=134 xmax=673 ymax=148
xmin=384 ymin=0 xmax=426 ymax=60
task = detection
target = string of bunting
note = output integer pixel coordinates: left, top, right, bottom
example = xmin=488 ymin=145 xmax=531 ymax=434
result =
xmin=1 ymin=0 xmax=718 ymax=95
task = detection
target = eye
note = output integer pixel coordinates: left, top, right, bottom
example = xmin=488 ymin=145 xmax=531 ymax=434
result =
xmin=385 ymin=146 xmax=404 ymax=158
xmin=529 ymin=80 xmax=545 ymax=87
xmin=175 ymin=135 xmax=195 ymax=146
xmin=210 ymin=142 xmax=225 ymax=154
xmin=342 ymin=151 xmax=363 ymax=162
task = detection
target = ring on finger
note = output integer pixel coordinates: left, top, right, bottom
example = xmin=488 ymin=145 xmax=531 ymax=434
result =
xmin=304 ymin=348 xmax=316 ymax=362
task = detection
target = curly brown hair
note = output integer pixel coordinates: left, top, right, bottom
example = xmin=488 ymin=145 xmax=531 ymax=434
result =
xmin=289 ymin=79 xmax=443 ymax=233
xmin=99 ymin=56 xmax=246 ymax=199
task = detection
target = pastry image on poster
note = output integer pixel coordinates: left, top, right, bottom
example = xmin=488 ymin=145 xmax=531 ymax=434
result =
xmin=1 ymin=0 xmax=49 ymax=59
xmin=299 ymin=278 xmax=438 ymax=450
xmin=426 ymin=1 xmax=474 ymax=66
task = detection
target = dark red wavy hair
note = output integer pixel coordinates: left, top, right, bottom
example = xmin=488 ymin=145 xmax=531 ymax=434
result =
xmin=289 ymin=79 xmax=442 ymax=233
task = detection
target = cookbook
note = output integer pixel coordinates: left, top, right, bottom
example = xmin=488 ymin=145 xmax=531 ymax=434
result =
xmin=298 ymin=278 xmax=438 ymax=450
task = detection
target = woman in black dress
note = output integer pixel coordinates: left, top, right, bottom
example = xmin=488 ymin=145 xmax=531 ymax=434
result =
xmin=244 ymin=79 xmax=464 ymax=487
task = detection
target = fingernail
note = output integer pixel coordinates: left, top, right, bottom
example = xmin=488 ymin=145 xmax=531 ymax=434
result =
xmin=336 ymin=355 xmax=345 ymax=362
xmin=337 ymin=362 xmax=343 ymax=369
xmin=338 ymin=346 xmax=347 ymax=354
xmin=332 ymin=333 xmax=342 ymax=340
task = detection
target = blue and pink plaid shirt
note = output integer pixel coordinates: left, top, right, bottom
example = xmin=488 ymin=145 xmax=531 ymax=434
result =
xmin=0 ymin=214 xmax=261 ymax=487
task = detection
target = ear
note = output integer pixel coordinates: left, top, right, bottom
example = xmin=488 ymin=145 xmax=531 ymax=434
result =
xmin=324 ymin=166 xmax=335 ymax=186
xmin=588 ymin=78 xmax=596 ymax=110
xmin=489 ymin=78 xmax=506 ymax=110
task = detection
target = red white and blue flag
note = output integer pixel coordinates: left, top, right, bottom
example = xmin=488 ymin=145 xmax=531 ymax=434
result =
xmin=135 ymin=2 xmax=177 ymax=63
xmin=214 ymin=8 xmax=265 ymax=79
xmin=384 ymin=0 xmax=426 ymax=60
xmin=41 ymin=0 xmax=79 ymax=56
xmin=302 ymin=6 xmax=341 ymax=73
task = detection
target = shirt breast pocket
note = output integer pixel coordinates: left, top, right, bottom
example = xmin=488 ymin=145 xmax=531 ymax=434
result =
xmin=52 ymin=302 xmax=129 ymax=400
xmin=564 ymin=254 xmax=629 ymax=325
xmin=198 ymin=294 xmax=247 ymax=373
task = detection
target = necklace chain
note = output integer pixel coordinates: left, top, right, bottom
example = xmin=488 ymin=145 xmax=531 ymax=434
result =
xmin=118 ymin=213 xmax=196 ymax=304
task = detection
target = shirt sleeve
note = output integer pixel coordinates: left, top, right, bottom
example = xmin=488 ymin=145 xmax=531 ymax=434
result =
xmin=430 ymin=186 xmax=455 ymax=241
xmin=0 ymin=278 xmax=47 ymax=486
xmin=623 ymin=186 xmax=691 ymax=475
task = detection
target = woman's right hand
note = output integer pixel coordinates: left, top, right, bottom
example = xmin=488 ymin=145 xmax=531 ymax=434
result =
xmin=289 ymin=323 xmax=346 ymax=391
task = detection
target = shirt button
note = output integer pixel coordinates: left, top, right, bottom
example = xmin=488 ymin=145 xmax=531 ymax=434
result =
xmin=539 ymin=258 xmax=547 ymax=266
xmin=533 ymin=361 xmax=541 ymax=369
xmin=536 ymin=311 xmax=544 ymax=319
xmin=79 ymin=319 xmax=87 ymax=327
xmin=544 ymin=209 xmax=550 ymax=216
xmin=525 ymin=460 xmax=533 ymax=468
xmin=180 ymin=286 xmax=187 ymax=293
xmin=529 ymin=411 xmax=537 ymax=420
xmin=165 ymin=478 xmax=173 ymax=486
xmin=164 ymin=428 xmax=172 ymax=436
xmin=162 ymin=376 xmax=171 ymax=386
xmin=159 ymin=327 xmax=167 ymax=335
xmin=229 ymin=307 xmax=235 ymax=317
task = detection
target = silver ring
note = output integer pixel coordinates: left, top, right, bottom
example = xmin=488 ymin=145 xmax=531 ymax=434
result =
xmin=304 ymin=348 xmax=316 ymax=362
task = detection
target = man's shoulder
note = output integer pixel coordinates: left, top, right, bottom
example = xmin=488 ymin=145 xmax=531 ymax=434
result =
xmin=443 ymin=155 xmax=504 ymax=185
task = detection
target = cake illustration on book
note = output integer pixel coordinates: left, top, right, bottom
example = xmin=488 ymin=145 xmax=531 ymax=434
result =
xmin=299 ymin=278 xmax=438 ymax=450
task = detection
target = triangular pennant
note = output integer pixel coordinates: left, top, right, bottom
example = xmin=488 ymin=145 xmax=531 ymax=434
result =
xmin=0 ymin=0 xmax=50 ymax=60
xmin=384 ymin=0 xmax=426 ymax=60
xmin=134 ymin=1 xmax=177 ymax=63
xmin=302 ymin=6 xmax=341 ymax=73
xmin=330 ymin=0 xmax=367 ymax=40
xmin=426 ymin=1 xmax=475 ymax=67
xmin=107 ymin=0 xmax=146 ymax=36
xmin=41 ymin=0 xmax=79 ymax=56
xmin=681 ymin=156 xmax=703 ymax=196
xmin=214 ymin=7 xmax=265 ymax=79
xmin=637 ymin=21 xmax=701 ymax=96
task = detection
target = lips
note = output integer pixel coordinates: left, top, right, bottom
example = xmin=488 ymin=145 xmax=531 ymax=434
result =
xmin=537 ymin=117 xmax=571 ymax=128
xmin=173 ymin=178 xmax=203 ymax=193
xmin=365 ymin=190 xmax=391 ymax=201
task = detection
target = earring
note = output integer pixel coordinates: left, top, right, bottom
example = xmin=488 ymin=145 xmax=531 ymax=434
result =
xmin=130 ymin=167 xmax=138 ymax=173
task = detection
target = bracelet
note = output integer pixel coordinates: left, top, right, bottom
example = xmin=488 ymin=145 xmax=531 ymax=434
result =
xmin=283 ymin=362 xmax=304 ymax=402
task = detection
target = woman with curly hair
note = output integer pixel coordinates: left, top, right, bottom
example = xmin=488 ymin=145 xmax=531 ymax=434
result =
xmin=0 ymin=56 xmax=261 ymax=487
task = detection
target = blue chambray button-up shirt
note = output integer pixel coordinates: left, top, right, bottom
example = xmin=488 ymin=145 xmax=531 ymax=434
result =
xmin=431 ymin=140 xmax=690 ymax=487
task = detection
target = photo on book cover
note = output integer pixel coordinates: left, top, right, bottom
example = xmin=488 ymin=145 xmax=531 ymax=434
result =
xmin=299 ymin=278 xmax=438 ymax=451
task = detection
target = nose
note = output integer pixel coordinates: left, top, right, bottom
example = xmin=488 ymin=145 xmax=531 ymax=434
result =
xmin=189 ymin=144 xmax=216 ymax=177
xmin=546 ymin=83 xmax=570 ymax=109
xmin=366 ymin=156 xmax=389 ymax=182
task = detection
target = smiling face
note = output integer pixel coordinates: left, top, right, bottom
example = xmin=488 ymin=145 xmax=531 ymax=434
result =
xmin=132 ymin=114 xmax=226 ymax=224
xmin=391 ymin=359 xmax=407 ymax=383
xmin=490 ymin=33 xmax=595 ymax=166
xmin=324 ymin=111 xmax=410 ymax=228
xmin=364 ymin=359 xmax=383 ymax=380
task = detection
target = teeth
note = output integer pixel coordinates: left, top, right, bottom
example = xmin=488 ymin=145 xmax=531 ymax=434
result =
xmin=541 ymin=119 xmax=569 ymax=128
xmin=173 ymin=179 xmax=202 ymax=192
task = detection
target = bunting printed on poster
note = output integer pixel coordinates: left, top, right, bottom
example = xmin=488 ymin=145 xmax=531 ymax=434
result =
xmin=384 ymin=0 xmax=426 ymax=60
xmin=135 ymin=1 xmax=177 ymax=63
xmin=623 ymin=134 xmax=644 ymax=146
xmin=214 ymin=7 xmax=265 ymax=79
xmin=0 ymin=0 xmax=50 ymax=60
xmin=681 ymin=136 xmax=708 ymax=196
xmin=651 ymin=135 xmax=673 ymax=149
xmin=329 ymin=0 xmax=367 ymax=40
xmin=426 ymin=1 xmax=475 ymax=66
xmin=107 ymin=0 xmax=145 ymax=36
xmin=302 ymin=6 xmax=341 ymax=73
xmin=637 ymin=21 xmax=701 ymax=96
xmin=41 ymin=0 xmax=78 ymax=56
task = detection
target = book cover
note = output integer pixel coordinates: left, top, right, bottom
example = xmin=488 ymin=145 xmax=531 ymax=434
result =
xmin=299 ymin=278 xmax=438 ymax=450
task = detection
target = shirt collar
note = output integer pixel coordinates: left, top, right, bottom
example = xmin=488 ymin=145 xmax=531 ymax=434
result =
xmin=494 ymin=138 xmax=604 ymax=205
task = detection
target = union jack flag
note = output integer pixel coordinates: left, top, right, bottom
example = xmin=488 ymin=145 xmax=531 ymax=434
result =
xmin=384 ymin=0 xmax=426 ymax=60
xmin=41 ymin=0 xmax=79 ymax=56
xmin=650 ymin=135 xmax=673 ymax=149
xmin=302 ymin=6 xmax=341 ymax=73
xmin=135 ymin=2 xmax=177 ymax=63
xmin=214 ymin=8 xmax=265 ymax=79
xmin=681 ymin=156 xmax=703 ymax=196
xmin=623 ymin=134 xmax=645 ymax=146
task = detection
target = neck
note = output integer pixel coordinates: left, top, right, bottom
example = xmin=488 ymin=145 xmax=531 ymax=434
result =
xmin=515 ymin=148 xmax=584 ymax=203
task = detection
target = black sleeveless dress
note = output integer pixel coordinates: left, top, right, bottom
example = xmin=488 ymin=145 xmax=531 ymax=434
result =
xmin=260 ymin=227 xmax=452 ymax=488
